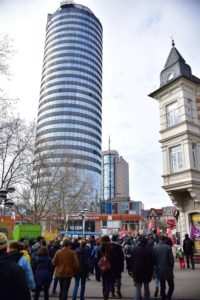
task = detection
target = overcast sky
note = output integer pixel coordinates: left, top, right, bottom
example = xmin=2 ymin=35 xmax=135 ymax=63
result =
xmin=1 ymin=0 xmax=200 ymax=208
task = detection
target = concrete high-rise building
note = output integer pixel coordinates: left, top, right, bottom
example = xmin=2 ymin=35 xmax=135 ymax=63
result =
xmin=149 ymin=41 xmax=200 ymax=252
xmin=101 ymin=150 xmax=130 ymax=214
xmin=35 ymin=1 xmax=103 ymax=207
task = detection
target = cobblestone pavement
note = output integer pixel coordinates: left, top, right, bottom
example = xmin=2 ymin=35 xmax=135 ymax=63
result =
xmin=42 ymin=265 xmax=200 ymax=300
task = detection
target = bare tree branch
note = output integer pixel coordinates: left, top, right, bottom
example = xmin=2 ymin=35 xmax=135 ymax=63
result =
xmin=0 ymin=34 xmax=13 ymax=77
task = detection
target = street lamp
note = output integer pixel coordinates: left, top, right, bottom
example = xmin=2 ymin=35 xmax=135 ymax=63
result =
xmin=80 ymin=208 xmax=88 ymax=237
xmin=0 ymin=187 xmax=15 ymax=216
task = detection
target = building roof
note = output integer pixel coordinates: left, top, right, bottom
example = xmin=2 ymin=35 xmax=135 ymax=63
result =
xmin=164 ymin=46 xmax=186 ymax=69
xmin=102 ymin=150 xmax=118 ymax=156
xmin=149 ymin=42 xmax=200 ymax=98
xmin=59 ymin=1 xmax=102 ymax=26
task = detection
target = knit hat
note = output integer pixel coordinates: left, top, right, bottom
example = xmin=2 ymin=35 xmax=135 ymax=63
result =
xmin=0 ymin=233 xmax=8 ymax=250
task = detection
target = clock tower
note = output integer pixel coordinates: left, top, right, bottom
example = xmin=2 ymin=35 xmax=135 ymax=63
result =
xmin=160 ymin=40 xmax=192 ymax=86
xmin=149 ymin=41 xmax=200 ymax=251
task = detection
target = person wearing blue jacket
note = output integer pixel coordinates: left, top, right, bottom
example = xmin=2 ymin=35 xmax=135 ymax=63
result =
xmin=9 ymin=241 xmax=36 ymax=290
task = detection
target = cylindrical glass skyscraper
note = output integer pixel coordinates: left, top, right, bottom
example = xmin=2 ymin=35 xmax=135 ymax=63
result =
xmin=35 ymin=1 xmax=102 ymax=207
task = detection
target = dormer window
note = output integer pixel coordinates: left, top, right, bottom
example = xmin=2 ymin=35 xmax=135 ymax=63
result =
xmin=166 ymin=101 xmax=180 ymax=127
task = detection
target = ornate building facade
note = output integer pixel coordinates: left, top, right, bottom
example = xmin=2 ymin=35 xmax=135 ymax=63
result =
xmin=149 ymin=42 xmax=200 ymax=252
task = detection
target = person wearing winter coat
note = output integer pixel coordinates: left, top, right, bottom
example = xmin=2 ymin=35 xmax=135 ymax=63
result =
xmin=9 ymin=241 xmax=36 ymax=290
xmin=129 ymin=236 xmax=154 ymax=300
xmin=110 ymin=235 xmax=124 ymax=298
xmin=183 ymin=234 xmax=195 ymax=269
xmin=91 ymin=239 xmax=101 ymax=281
xmin=154 ymin=236 xmax=174 ymax=300
xmin=99 ymin=235 xmax=116 ymax=300
xmin=0 ymin=233 xmax=31 ymax=300
xmin=52 ymin=239 xmax=79 ymax=300
xmin=48 ymin=240 xmax=61 ymax=295
xmin=72 ymin=239 xmax=91 ymax=300
xmin=34 ymin=247 xmax=53 ymax=300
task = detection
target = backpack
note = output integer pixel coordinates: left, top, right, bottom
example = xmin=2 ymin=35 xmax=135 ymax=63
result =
xmin=98 ymin=255 xmax=111 ymax=272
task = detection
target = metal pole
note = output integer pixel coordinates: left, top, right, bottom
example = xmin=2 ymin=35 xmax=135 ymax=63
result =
xmin=82 ymin=214 xmax=85 ymax=237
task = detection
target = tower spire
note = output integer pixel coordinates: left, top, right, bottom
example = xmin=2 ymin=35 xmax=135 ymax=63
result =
xmin=108 ymin=136 xmax=111 ymax=152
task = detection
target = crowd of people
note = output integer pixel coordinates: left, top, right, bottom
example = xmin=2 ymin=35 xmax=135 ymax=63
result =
xmin=0 ymin=231 xmax=196 ymax=300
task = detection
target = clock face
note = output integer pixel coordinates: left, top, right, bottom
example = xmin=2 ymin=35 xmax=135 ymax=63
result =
xmin=167 ymin=72 xmax=174 ymax=81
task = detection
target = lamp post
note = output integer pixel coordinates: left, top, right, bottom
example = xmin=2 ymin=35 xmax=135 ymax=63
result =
xmin=80 ymin=208 xmax=88 ymax=237
xmin=0 ymin=187 xmax=15 ymax=216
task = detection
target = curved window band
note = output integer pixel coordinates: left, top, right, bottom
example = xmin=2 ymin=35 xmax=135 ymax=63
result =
xmin=41 ymin=73 xmax=102 ymax=92
xmin=46 ymin=20 xmax=102 ymax=42
xmin=40 ymin=80 xmax=101 ymax=98
xmin=38 ymin=103 xmax=101 ymax=120
xmin=41 ymin=66 xmax=101 ymax=86
xmin=42 ymin=59 xmax=102 ymax=79
xmin=46 ymin=26 xmax=102 ymax=47
xmin=37 ymin=119 xmax=101 ymax=135
xmin=36 ymin=120 xmax=101 ymax=141
xmin=36 ymin=127 xmax=101 ymax=142
xmin=42 ymin=62 xmax=102 ymax=83
xmin=40 ymin=88 xmax=101 ymax=104
xmin=35 ymin=148 xmax=101 ymax=163
xmin=35 ymin=144 xmax=101 ymax=157
xmin=43 ymin=52 xmax=102 ymax=74
xmin=35 ymin=160 xmax=101 ymax=174
xmin=38 ymin=110 xmax=101 ymax=128
xmin=44 ymin=38 xmax=102 ymax=58
xmin=39 ymin=95 xmax=101 ymax=111
xmin=48 ymin=12 xmax=102 ymax=34
xmin=47 ymin=19 xmax=102 ymax=41
xmin=48 ymin=11 xmax=102 ymax=33
xmin=44 ymin=45 xmax=102 ymax=64
xmin=35 ymin=135 xmax=101 ymax=149
xmin=45 ymin=33 xmax=102 ymax=55
xmin=37 ymin=124 xmax=101 ymax=139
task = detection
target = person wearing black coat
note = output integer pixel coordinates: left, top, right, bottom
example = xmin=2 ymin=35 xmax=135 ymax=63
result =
xmin=154 ymin=236 xmax=174 ymax=300
xmin=48 ymin=240 xmax=61 ymax=295
xmin=99 ymin=235 xmax=116 ymax=300
xmin=110 ymin=235 xmax=124 ymax=298
xmin=72 ymin=240 xmax=90 ymax=300
xmin=34 ymin=247 xmax=53 ymax=300
xmin=183 ymin=234 xmax=195 ymax=269
xmin=129 ymin=236 xmax=154 ymax=300
xmin=0 ymin=233 xmax=31 ymax=300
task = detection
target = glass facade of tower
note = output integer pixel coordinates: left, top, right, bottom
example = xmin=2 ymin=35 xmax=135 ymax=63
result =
xmin=101 ymin=150 xmax=130 ymax=214
xmin=102 ymin=153 xmax=116 ymax=201
xmin=101 ymin=151 xmax=117 ymax=214
xmin=35 ymin=3 xmax=102 ymax=205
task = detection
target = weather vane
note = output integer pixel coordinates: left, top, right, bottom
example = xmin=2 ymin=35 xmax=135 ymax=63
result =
xmin=171 ymin=36 xmax=175 ymax=47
